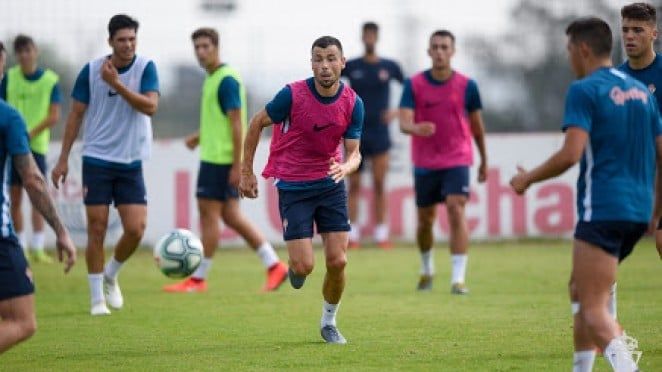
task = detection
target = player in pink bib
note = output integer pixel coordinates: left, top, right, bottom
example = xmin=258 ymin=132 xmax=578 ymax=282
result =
xmin=241 ymin=36 xmax=364 ymax=345
xmin=399 ymin=30 xmax=488 ymax=295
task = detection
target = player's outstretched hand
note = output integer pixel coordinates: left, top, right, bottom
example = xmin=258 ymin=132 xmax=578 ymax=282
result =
xmin=413 ymin=122 xmax=436 ymax=137
xmin=328 ymin=158 xmax=349 ymax=183
xmin=55 ymin=231 xmax=76 ymax=274
xmin=509 ymin=166 xmax=530 ymax=195
xmin=478 ymin=162 xmax=487 ymax=183
xmin=51 ymin=160 xmax=68 ymax=189
xmin=239 ymin=171 xmax=258 ymax=199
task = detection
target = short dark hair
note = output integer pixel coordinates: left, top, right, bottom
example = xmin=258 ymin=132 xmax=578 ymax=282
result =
xmin=430 ymin=30 xmax=456 ymax=44
xmin=311 ymin=36 xmax=343 ymax=54
xmin=621 ymin=2 xmax=657 ymax=23
xmin=565 ymin=17 xmax=613 ymax=58
xmin=363 ymin=22 xmax=379 ymax=33
xmin=108 ymin=14 xmax=139 ymax=39
xmin=192 ymin=27 xmax=219 ymax=46
xmin=13 ymin=34 xmax=35 ymax=52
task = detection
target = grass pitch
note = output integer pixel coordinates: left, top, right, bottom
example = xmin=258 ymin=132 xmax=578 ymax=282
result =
xmin=1 ymin=240 xmax=660 ymax=371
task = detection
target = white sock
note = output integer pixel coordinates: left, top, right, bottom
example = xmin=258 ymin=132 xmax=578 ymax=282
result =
xmin=256 ymin=242 xmax=279 ymax=269
xmin=349 ymin=224 xmax=360 ymax=242
xmin=88 ymin=273 xmax=105 ymax=305
xmin=571 ymin=302 xmax=580 ymax=316
xmin=420 ymin=250 xmax=434 ymax=276
xmin=192 ymin=257 xmax=212 ymax=280
xmin=608 ymin=283 xmax=617 ymax=320
xmin=321 ymin=301 xmax=339 ymax=328
xmin=30 ymin=231 xmax=45 ymax=252
xmin=373 ymin=223 xmax=389 ymax=242
xmin=573 ymin=350 xmax=596 ymax=372
xmin=104 ymin=257 xmax=123 ymax=281
xmin=17 ymin=231 xmax=27 ymax=252
xmin=604 ymin=338 xmax=638 ymax=372
xmin=451 ymin=254 xmax=468 ymax=284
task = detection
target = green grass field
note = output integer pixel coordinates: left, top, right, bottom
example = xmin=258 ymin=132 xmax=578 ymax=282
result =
xmin=1 ymin=240 xmax=660 ymax=371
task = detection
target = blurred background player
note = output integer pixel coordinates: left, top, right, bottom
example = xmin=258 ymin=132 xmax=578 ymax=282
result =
xmin=240 ymin=36 xmax=364 ymax=344
xmin=0 ymin=40 xmax=76 ymax=354
xmin=511 ymin=17 xmax=657 ymax=372
xmin=399 ymin=30 xmax=487 ymax=294
xmin=163 ymin=28 xmax=287 ymax=293
xmin=342 ymin=22 xmax=403 ymax=249
xmin=0 ymin=35 xmax=61 ymax=263
xmin=52 ymin=14 xmax=159 ymax=316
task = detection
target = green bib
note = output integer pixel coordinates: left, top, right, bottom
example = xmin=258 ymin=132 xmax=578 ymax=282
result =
xmin=6 ymin=66 xmax=59 ymax=154
xmin=200 ymin=65 xmax=247 ymax=165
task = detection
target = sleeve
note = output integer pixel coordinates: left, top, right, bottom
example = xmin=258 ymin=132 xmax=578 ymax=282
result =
xmin=392 ymin=61 xmax=404 ymax=83
xmin=140 ymin=61 xmax=160 ymax=93
xmin=562 ymin=83 xmax=593 ymax=132
xmin=50 ymin=83 xmax=62 ymax=104
xmin=0 ymin=75 xmax=6 ymax=100
xmin=465 ymin=79 xmax=483 ymax=113
xmin=71 ymin=64 xmax=91 ymax=104
xmin=265 ymin=86 xmax=292 ymax=123
xmin=217 ymin=76 xmax=241 ymax=114
xmin=4 ymin=110 xmax=31 ymax=156
xmin=399 ymin=79 xmax=415 ymax=109
xmin=650 ymin=96 xmax=662 ymax=137
xmin=344 ymin=96 xmax=364 ymax=139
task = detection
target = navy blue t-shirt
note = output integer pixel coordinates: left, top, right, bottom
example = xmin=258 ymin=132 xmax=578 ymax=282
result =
xmin=619 ymin=53 xmax=662 ymax=109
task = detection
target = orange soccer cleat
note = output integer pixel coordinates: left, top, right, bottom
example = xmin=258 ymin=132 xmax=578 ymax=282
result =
xmin=376 ymin=240 xmax=393 ymax=250
xmin=163 ymin=277 xmax=208 ymax=293
xmin=263 ymin=262 xmax=288 ymax=292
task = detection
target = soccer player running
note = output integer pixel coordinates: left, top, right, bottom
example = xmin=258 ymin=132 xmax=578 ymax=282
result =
xmin=52 ymin=14 xmax=159 ymax=316
xmin=399 ymin=30 xmax=487 ymax=294
xmin=163 ymin=28 xmax=287 ymax=293
xmin=0 ymin=35 xmax=61 ymax=263
xmin=342 ymin=22 xmax=403 ymax=249
xmin=240 ymin=36 xmax=364 ymax=344
xmin=510 ymin=18 xmax=658 ymax=372
xmin=0 ymin=40 xmax=76 ymax=355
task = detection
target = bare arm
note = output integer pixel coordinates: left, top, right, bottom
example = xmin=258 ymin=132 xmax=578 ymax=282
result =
xmin=469 ymin=110 xmax=488 ymax=183
xmin=239 ymin=109 xmax=273 ymax=198
xmin=510 ymin=127 xmax=588 ymax=194
xmin=52 ymin=100 xmax=86 ymax=188
xmin=29 ymin=103 xmax=60 ymax=139
xmin=399 ymin=108 xmax=435 ymax=136
xmin=328 ymin=138 xmax=361 ymax=183
xmin=102 ymin=60 xmax=159 ymax=116
xmin=227 ymin=108 xmax=243 ymax=187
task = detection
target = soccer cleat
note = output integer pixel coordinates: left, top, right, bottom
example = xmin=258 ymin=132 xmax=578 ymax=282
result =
xmin=163 ymin=277 xmax=208 ymax=293
xmin=104 ymin=276 xmax=124 ymax=309
xmin=620 ymin=331 xmax=643 ymax=367
xmin=288 ymin=268 xmax=306 ymax=289
xmin=348 ymin=241 xmax=360 ymax=250
xmin=320 ymin=325 xmax=347 ymax=345
xmin=263 ymin=262 xmax=288 ymax=292
xmin=451 ymin=282 xmax=469 ymax=295
xmin=30 ymin=250 xmax=53 ymax=264
xmin=417 ymin=275 xmax=433 ymax=291
xmin=376 ymin=240 xmax=393 ymax=250
xmin=90 ymin=302 xmax=111 ymax=316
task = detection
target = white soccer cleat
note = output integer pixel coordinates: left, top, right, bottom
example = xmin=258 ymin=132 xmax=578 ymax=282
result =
xmin=90 ymin=302 xmax=111 ymax=316
xmin=620 ymin=331 xmax=643 ymax=367
xmin=104 ymin=276 xmax=124 ymax=309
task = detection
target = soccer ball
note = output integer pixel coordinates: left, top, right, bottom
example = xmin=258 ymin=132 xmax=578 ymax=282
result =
xmin=154 ymin=229 xmax=203 ymax=278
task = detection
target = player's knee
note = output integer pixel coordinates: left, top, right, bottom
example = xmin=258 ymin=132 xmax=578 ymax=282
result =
xmin=17 ymin=317 xmax=37 ymax=341
xmin=326 ymin=254 xmax=347 ymax=272
xmin=373 ymin=180 xmax=385 ymax=196
xmin=290 ymin=259 xmax=314 ymax=276
xmin=417 ymin=217 xmax=434 ymax=231
xmin=88 ymin=219 xmax=108 ymax=237
xmin=124 ymin=221 xmax=146 ymax=241
xmin=446 ymin=201 xmax=465 ymax=221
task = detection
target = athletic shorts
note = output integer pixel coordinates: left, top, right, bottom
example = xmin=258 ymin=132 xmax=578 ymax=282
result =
xmin=196 ymin=161 xmax=239 ymax=202
xmin=278 ymin=181 xmax=350 ymax=241
xmin=82 ymin=160 xmax=147 ymax=206
xmin=0 ymin=236 xmax=34 ymax=301
xmin=574 ymin=220 xmax=647 ymax=262
xmin=414 ymin=166 xmax=470 ymax=208
xmin=357 ymin=123 xmax=391 ymax=171
xmin=10 ymin=151 xmax=47 ymax=186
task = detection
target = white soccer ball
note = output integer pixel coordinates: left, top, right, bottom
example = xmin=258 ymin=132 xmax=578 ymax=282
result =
xmin=153 ymin=229 xmax=203 ymax=278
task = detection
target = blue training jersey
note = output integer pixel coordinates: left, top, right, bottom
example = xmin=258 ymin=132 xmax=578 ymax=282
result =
xmin=618 ymin=53 xmax=662 ymax=109
xmin=0 ymin=99 xmax=31 ymax=238
xmin=562 ymin=67 xmax=662 ymax=223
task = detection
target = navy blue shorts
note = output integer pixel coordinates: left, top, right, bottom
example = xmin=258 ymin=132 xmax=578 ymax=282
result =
xmin=82 ymin=160 xmax=147 ymax=206
xmin=574 ymin=220 xmax=647 ymax=262
xmin=10 ymin=151 xmax=46 ymax=186
xmin=0 ymin=236 xmax=34 ymax=301
xmin=196 ymin=162 xmax=239 ymax=202
xmin=278 ymin=182 xmax=350 ymax=241
xmin=358 ymin=124 xmax=391 ymax=171
xmin=414 ymin=166 xmax=470 ymax=207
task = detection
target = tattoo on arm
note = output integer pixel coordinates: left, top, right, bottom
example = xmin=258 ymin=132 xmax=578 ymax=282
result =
xmin=13 ymin=153 xmax=65 ymax=234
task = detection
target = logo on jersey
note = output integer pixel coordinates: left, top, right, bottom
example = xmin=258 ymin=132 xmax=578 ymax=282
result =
xmin=108 ymin=90 xmax=119 ymax=97
xmin=649 ymin=84 xmax=657 ymax=94
xmin=350 ymin=70 xmax=364 ymax=80
xmin=610 ymin=86 xmax=648 ymax=105
xmin=313 ymin=123 xmax=334 ymax=132
xmin=379 ymin=69 xmax=390 ymax=82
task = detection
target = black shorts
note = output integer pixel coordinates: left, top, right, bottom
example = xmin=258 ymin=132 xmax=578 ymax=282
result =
xmin=10 ymin=151 xmax=46 ymax=186
xmin=574 ymin=220 xmax=647 ymax=262
xmin=414 ymin=166 xmax=470 ymax=208
xmin=195 ymin=162 xmax=239 ymax=202
xmin=278 ymin=182 xmax=350 ymax=241
xmin=0 ymin=236 xmax=34 ymax=301
xmin=82 ymin=159 xmax=147 ymax=206
xmin=357 ymin=124 xmax=391 ymax=171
